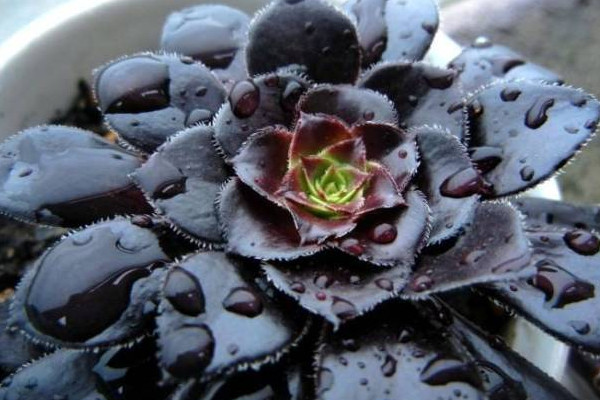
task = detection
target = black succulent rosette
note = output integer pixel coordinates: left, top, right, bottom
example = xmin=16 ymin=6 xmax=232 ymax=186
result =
xmin=1 ymin=1 xmax=599 ymax=399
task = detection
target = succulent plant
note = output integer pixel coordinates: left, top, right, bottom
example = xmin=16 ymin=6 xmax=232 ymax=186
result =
xmin=1 ymin=0 xmax=600 ymax=399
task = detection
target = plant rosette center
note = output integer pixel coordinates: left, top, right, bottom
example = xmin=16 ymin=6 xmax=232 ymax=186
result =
xmin=231 ymin=112 xmax=407 ymax=245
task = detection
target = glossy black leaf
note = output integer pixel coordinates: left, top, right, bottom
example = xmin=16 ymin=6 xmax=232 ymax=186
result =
xmin=246 ymin=0 xmax=361 ymax=84
xmin=415 ymin=126 xmax=484 ymax=244
xmin=0 ymin=350 xmax=105 ymax=400
xmin=263 ymin=250 xmax=412 ymax=328
xmin=485 ymin=228 xmax=600 ymax=353
xmin=404 ymin=202 xmax=532 ymax=298
xmin=333 ymin=189 xmax=430 ymax=267
xmin=512 ymin=196 xmax=600 ymax=232
xmin=0 ymin=125 xmax=150 ymax=227
xmin=359 ymin=61 xmax=466 ymax=138
xmin=344 ymin=0 xmax=439 ymax=66
xmin=314 ymin=301 xmax=485 ymax=399
xmin=213 ymin=71 xmax=310 ymax=159
xmin=449 ymin=39 xmax=562 ymax=93
xmin=157 ymin=251 xmax=309 ymax=382
xmin=132 ymin=125 xmax=228 ymax=245
xmin=218 ymin=178 xmax=326 ymax=260
xmin=466 ymin=80 xmax=600 ymax=197
xmin=446 ymin=304 xmax=579 ymax=400
xmin=9 ymin=217 xmax=170 ymax=348
xmin=161 ymin=5 xmax=250 ymax=86
xmin=298 ymin=85 xmax=397 ymax=126
xmin=171 ymin=362 xmax=307 ymax=400
xmin=94 ymin=53 xmax=226 ymax=152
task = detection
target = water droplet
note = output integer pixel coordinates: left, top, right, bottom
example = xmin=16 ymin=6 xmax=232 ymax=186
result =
xmin=462 ymin=249 xmax=486 ymax=265
xmin=407 ymin=95 xmax=419 ymax=107
xmin=71 ymin=231 xmax=93 ymax=246
xmin=154 ymin=177 xmax=187 ymax=200
xmin=359 ymin=378 xmax=369 ymax=386
xmin=98 ymin=56 xmax=171 ymax=114
xmin=304 ymin=21 xmax=315 ymax=34
xmin=363 ymin=110 xmax=375 ymax=121
xmin=529 ymin=262 xmax=595 ymax=308
xmin=131 ymin=215 xmax=154 ymax=228
xmin=423 ymin=68 xmax=455 ymax=90
xmin=500 ymin=87 xmax=522 ymax=102
xmin=290 ymin=281 xmax=306 ymax=293
xmin=440 ymin=168 xmax=486 ymax=198
xmin=564 ymin=124 xmax=580 ymax=134
xmin=340 ymin=238 xmax=364 ymax=256
xmin=564 ymin=229 xmax=600 ymax=255
xmin=332 ymin=297 xmax=358 ymax=320
xmin=222 ymin=287 xmax=263 ymax=318
xmin=314 ymin=274 xmax=334 ymax=289
xmin=411 ymin=275 xmax=434 ymax=292
xmin=195 ymin=86 xmax=208 ymax=97
xmin=17 ymin=167 xmax=33 ymax=178
xmin=381 ymin=354 xmax=397 ymax=377
xmin=162 ymin=325 xmax=215 ymax=378
xmin=525 ymin=98 xmax=555 ymax=129
xmin=317 ymin=368 xmax=334 ymax=395
xmin=264 ymin=74 xmax=279 ymax=88
xmin=229 ymin=80 xmax=260 ymax=118
xmin=186 ymin=109 xmax=212 ymax=126
xmin=339 ymin=356 xmax=348 ymax=366
xmin=469 ymin=146 xmax=503 ymax=174
xmin=420 ymin=357 xmax=481 ymax=387
xmin=375 ymin=278 xmax=394 ymax=292
xmin=342 ymin=338 xmax=359 ymax=351
xmin=164 ymin=267 xmax=205 ymax=316
xmin=398 ymin=149 xmax=408 ymax=159
xmin=369 ymin=223 xmax=397 ymax=244
xmin=316 ymin=291 xmax=327 ymax=301
xmin=227 ymin=343 xmax=240 ymax=355
xmin=519 ymin=166 xmax=534 ymax=182
xmin=569 ymin=320 xmax=591 ymax=335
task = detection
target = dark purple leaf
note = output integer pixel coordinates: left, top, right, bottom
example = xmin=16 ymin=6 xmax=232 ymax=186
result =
xmin=263 ymin=252 xmax=411 ymax=328
xmin=445 ymin=303 xmax=579 ymax=400
xmin=314 ymin=301 xmax=485 ymax=399
xmin=213 ymin=71 xmax=310 ymax=159
xmin=415 ymin=126 xmax=485 ymax=244
xmin=512 ymin=196 xmax=600 ymax=232
xmin=246 ymin=0 xmax=361 ymax=84
xmin=94 ymin=53 xmax=226 ymax=152
xmin=0 ymin=125 xmax=151 ymax=227
xmin=0 ymin=350 xmax=105 ymax=400
xmin=172 ymin=361 xmax=307 ymax=400
xmin=404 ymin=202 xmax=532 ymax=298
xmin=289 ymin=113 xmax=354 ymax=163
xmin=449 ymin=39 xmax=563 ymax=93
xmin=9 ymin=217 xmax=171 ymax=348
xmin=156 ymin=251 xmax=310 ymax=381
xmin=466 ymin=80 xmax=600 ymax=197
xmin=335 ymin=189 xmax=429 ymax=266
xmin=344 ymin=0 xmax=439 ymax=66
xmin=160 ymin=5 xmax=250 ymax=86
xmin=218 ymin=178 xmax=325 ymax=260
xmin=352 ymin=123 xmax=418 ymax=192
xmin=358 ymin=163 xmax=403 ymax=215
xmin=485 ymin=228 xmax=600 ymax=353
xmin=284 ymin=199 xmax=357 ymax=245
xmin=298 ymin=85 xmax=397 ymax=125
xmin=231 ymin=127 xmax=292 ymax=205
xmin=359 ymin=61 xmax=466 ymax=139
xmin=132 ymin=125 xmax=228 ymax=245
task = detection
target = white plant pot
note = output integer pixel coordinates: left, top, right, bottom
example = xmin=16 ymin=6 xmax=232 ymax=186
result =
xmin=0 ymin=0 xmax=585 ymax=398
